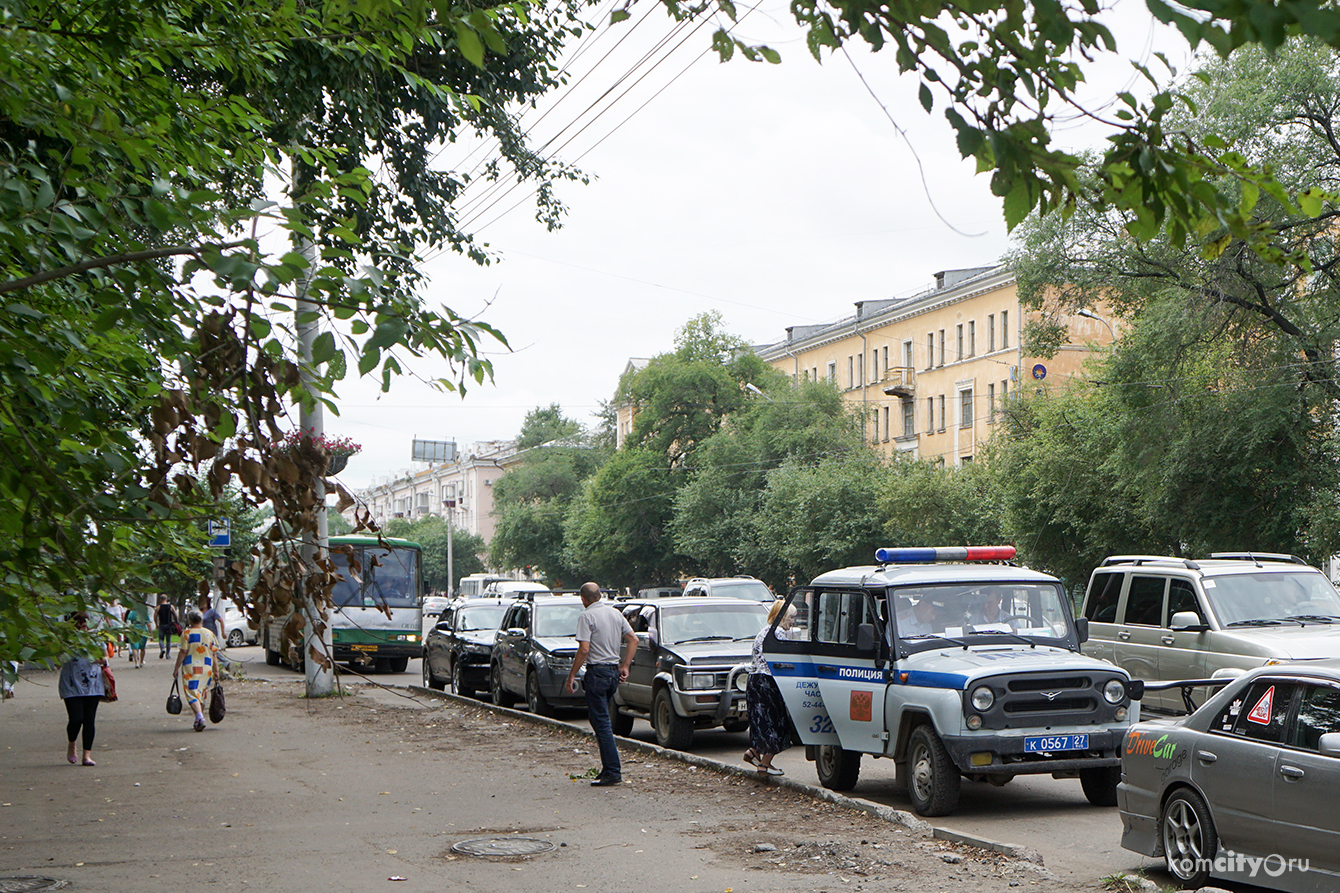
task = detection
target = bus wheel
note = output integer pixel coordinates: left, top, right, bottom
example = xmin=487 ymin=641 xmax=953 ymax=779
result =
xmin=389 ymin=657 xmax=408 ymax=674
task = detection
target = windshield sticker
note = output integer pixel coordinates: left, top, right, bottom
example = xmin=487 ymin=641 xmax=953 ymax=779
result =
xmin=1202 ymin=580 xmax=1216 ymax=588
xmin=850 ymin=690 xmax=872 ymax=722
xmin=1247 ymin=686 xmax=1275 ymax=725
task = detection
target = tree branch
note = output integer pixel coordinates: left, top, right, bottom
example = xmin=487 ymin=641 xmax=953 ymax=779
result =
xmin=0 ymin=243 xmax=245 ymax=296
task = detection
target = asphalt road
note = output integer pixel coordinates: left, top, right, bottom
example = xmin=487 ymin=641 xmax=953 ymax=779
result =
xmin=234 ymin=647 xmax=1163 ymax=887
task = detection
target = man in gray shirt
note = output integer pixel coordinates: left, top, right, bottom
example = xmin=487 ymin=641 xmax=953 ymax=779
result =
xmin=565 ymin=582 xmax=637 ymax=786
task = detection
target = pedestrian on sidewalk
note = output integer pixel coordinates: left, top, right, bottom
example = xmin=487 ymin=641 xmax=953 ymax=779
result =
xmin=743 ymin=600 xmax=796 ymax=777
xmin=125 ymin=602 xmax=149 ymax=668
xmin=173 ymin=610 xmax=218 ymax=732
xmin=565 ymin=582 xmax=636 ymax=787
xmin=155 ymin=595 xmax=178 ymax=659
xmin=59 ymin=612 xmax=106 ymax=766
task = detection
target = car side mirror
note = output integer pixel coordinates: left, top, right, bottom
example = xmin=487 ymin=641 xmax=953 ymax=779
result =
xmin=506 ymin=627 xmax=525 ymax=638
xmin=434 ymin=621 xmax=451 ymax=632
xmin=856 ymin=623 xmax=876 ymax=654
xmin=1075 ymin=617 xmax=1089 ymax=644
xmin=1170 ymin=611 xmax=1209 ymax=632
xmin=1319 ymin=733 xmax=1340 ymax=757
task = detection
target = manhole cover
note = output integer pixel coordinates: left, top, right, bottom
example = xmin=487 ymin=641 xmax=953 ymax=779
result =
xmin=0 ymin=879 xmax=69 ymax=893
xmin=451 ymin=837 xmax=556 ymax=857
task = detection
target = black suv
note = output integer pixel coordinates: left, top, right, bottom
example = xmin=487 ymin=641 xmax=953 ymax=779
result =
xmin=421 ymin=597 xmax=510 ymax=698
xmin=611 ymin=596 xmax=768 ymax=749
xmin=489 ymin=595 xmax=588 ymax=716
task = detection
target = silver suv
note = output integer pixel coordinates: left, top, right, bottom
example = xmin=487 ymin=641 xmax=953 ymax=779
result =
xmin=1079 ymin=553 xmax=1340 ymax=713
xmin=683 ymin=576 xmax=773 ymax=602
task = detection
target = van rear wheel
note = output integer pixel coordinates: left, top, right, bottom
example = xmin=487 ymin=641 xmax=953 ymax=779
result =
xmin=816 ymin=745 xmax=862 ymax=791
xmin=907 ymin=725 xmax=961 ymax=816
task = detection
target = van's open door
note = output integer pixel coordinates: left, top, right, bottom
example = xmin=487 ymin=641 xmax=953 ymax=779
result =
xmin=763 ymin=589 xmax=840 ymax=746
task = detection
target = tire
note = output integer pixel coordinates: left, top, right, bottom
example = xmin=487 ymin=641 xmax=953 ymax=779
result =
xmin=422 ymin=653 xmax=445 ymax=691
xmin=816 ymin=744 xmax=862 ymax=791
xmin=1079 ymin=765 xmax=1121 ymax=807
xmin=722 ymin=719 xmax=749 ymax=734
xmin=264 ymin=634 xmax=281 ymax=666
xmin=906 ymin=725 xmax=961 ymax=816
xmin=490 ymin=663 xmax=516 ymax=708
xmin=227 ymin=629 xmax=244 ymax=648
xmin=527 ymin=669 xmax=556 ymax=717
xmin=611 ymin=697 xmax=634 ymax=737
xmin=1161 ymin=788 xmax=1217 ymax=888
xmin=389 ymin=656 xmax=408 ymax=674
xmin=452 ymin=659 xmax=475 ymax=699
xmin=653 ymin=687 xmax=694 ymax=750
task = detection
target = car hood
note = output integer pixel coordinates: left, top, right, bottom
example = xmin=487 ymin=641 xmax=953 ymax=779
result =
xmin=901 ymin=645 xmax=1124 ymax=687
xmin=532 ymin=637 xmax=578 ymax=655
xmin=659 ymin=640 xmax=753 ymax=665
xmin=1210 ymin=624 xmax=1340 ymax=659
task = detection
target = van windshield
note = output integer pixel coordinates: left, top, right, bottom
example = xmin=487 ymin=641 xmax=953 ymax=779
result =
xmin=1205 ymin=572 xmax=1340 ymax=626
xmin=891 ymin=582 xmax=1072 ymax=646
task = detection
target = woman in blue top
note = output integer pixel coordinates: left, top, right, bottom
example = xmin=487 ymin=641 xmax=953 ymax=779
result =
xmin=59 ymin=612 xmax=107 ymax=766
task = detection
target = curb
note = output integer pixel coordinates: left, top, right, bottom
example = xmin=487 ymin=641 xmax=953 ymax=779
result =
xmin=401 ymin=683 xmax=1038 ymax=856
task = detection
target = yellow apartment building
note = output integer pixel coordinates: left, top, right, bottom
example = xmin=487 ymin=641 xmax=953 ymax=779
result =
xmin=753 ymin=265 xmax=1113 ymax=465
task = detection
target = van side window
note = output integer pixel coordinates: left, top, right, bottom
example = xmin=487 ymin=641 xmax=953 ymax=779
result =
xmin=1165 ymin=579 xmax=1203 ymax=626
xmin=1085 ymin=572 xmax=1122 ymax=622
xmin=816 ymin=591 xmax=874 ymax=645
xmin=1123 ymin=576 xmax=1166 ymax=626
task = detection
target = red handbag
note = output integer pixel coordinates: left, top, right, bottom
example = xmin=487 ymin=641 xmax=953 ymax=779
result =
xmin=100 ymin=663 xmax=118 ymax=703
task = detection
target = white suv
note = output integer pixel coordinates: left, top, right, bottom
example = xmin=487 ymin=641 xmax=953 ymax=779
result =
xmin=683 ymin=576 xmax=773 ymax=602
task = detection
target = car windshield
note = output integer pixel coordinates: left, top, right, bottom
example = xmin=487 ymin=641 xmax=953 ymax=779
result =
xmin=533 ymin=604 xmax=585 ymax=638
xmin=711 ymin=580 xmax=774 ymax=602
xmin=659 ymin=603 xmax=768 ymax=644
xmin=1203 ymin=572 xmax=1340 ymax=626
xmin=891 ymin=582 xmax=1073 ymax=645
xmin=458 ymin=605 xmax=507 ymax=631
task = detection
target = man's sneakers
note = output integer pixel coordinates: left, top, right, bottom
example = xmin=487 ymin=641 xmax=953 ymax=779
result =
xmin=590 ymin=774 xmax=622 ymax=787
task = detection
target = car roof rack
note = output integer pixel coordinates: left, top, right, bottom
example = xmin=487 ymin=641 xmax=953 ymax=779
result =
xmin=1099 ymin=555 xmax=1201 ymax=570
xmin=1207 ymin=552 xmax=1307 ymax=566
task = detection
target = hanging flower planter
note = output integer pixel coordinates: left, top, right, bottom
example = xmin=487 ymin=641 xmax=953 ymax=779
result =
xmin=273 ymin=430 xmax=361 ymax=475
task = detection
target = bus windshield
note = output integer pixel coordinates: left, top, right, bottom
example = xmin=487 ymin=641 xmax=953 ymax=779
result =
xmin=330 ymin=547 xmax=420 ymax=608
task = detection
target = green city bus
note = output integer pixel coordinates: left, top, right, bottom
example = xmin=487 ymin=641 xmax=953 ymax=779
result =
xmin=261 ymin=535 xmax=423 ymax=674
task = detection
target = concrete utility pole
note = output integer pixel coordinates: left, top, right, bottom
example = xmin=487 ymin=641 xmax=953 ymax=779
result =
xmin=444 ymin=493 xmax=455 ymax=597
xmin=295 ymin=225 xmax=334 ymax=698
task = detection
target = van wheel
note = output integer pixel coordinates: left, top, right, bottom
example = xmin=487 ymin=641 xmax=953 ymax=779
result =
xmin=653 ymin=688 xmax=694 ymax=750
xmin=907 ymin=725 xmax=961 ymax=816
xmin=816 ymin=745 xmax=862 ymax=791
xmin=1161 ymin=788 xmax=1216 ymax=887
xmin=1080 ymin=765 xmax=1120 ymax=806
xmin=527 ymin=669 xmax=555 ymax=717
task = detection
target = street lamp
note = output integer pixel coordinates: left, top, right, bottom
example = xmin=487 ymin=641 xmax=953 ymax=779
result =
xmin=1075 ymin=307 xmax=1116 ymax=344
xmin=442 ymin=492 xmax=455 ymax=598
xmin=745 ymin=382 xmax=773 ymax=402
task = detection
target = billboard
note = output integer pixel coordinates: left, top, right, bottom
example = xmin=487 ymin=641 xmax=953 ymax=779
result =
xmin=412 ymin=439 xmax=457 ymax=463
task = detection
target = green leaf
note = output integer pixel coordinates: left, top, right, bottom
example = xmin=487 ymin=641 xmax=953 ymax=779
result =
xmin=610 ymin=8 xmax=630 ymax=23
xmin=312 ymin=331 xmax=337 ymax=365
xmin=455 ymin=24 xmax=485 ymax=67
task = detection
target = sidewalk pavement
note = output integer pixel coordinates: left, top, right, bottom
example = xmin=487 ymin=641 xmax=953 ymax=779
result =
xmin=0 ymin=654 xmax=1074 ymax=893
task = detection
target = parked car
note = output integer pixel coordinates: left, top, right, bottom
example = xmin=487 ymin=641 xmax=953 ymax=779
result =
xmin=1119 ymin=660 xmax=1340 ymax=891
xmin=222 ymin=604 xmax=257 ymax=648
xmin=422 ymin=597 xmax=511 ymax=698
xmin=421 ymin=594 xmax=452 ymax=637
xmin=1080 ymin=553 xmax=1340 ymax=714
xmin=490 ymin=595 xmax=588 ymax=715
xmin=763 ymin=545 xmax=1138 ymax=816
xmin=682 ymin=576 xmax=774 ymax=602
xmin=611 ymin=596 xmax=769 ymax=749
xmin=637 ymin=586 xmax=684 ymax=599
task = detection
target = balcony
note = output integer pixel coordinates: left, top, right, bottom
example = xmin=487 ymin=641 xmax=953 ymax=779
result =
xmin=881 ymin=366 xmax=916 ymax=398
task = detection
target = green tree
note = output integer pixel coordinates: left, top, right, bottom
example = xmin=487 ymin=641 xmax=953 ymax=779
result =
xmin=0 ymin=0 xmax=592 ymax=665
xmin=670 ymin=377 xmax=867 ymax=585
xmin=491 ymin=406 xmax=603 ymax=582
xmin=563 ymin=447 xmax=678 ymax=588
xmin=879 ymin=459 xmax=1007 ymax=554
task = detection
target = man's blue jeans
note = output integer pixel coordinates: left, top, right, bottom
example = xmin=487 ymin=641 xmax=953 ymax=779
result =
xmin=583 ymin=664 xmax=621 ymax=780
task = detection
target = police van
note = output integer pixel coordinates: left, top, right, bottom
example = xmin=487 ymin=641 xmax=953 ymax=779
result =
xmin=761 ymin=547 xmax=1139 ymax=816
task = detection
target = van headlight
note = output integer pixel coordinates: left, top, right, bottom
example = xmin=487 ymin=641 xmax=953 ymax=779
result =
xmin=1103 ymin=679 xmax=1126 ymax=704
xmin=970 ymin=686 xmax=995 ymax=711
xmin=683 ymin=673 xmax=717 ymax=690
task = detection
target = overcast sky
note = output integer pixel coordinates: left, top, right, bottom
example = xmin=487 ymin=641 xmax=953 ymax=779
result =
xmin=329 ymin=0 xmax=1188 ymax=489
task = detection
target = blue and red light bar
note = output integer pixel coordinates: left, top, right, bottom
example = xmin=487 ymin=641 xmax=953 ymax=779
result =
xmin=875 ymin=546 xmax=1016 ymax=564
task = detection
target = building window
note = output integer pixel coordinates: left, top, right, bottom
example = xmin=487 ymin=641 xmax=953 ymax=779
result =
xmin=960 ymin=389 xmax=973 ymax=428
xmin=882 ymin=346 xmax=889 ymax=376
xmin=956 ymin=324 xmax=963 ymax=361
xmin=902 ymin=400 xmax=915 ymax=437
xmin=903 ymin=341 xmax=913 ymax=370
xmin=883 ymin=406 xmax=890 ymax=441
xmin=960 ymin=455 xmax=973 ymax=465
xmin=857 ymin=354 xmax=864 ymax=387
xmin=926 ymin=334 xmax=934 ymax=370
xmin=848 ymin=356 xmax=854 ymax=389
xmin=870 ymin=350 xmax=877 ymax=382
xmin=1001 ymin=378 xmax=1009 ymax=401
xmin=988 ymin=314 xmax=995 ymax=352
xmin=813 ymin=367 xmax=818 ymax=381
xmin=1002 ymin=310 xmax=1009 ymax=348
xmin=827 ymin=362 xmax=836 ymax=382
xmin=872 ymin=408 xmax=880 ymax=444
xmin=938 ymin=395 xmax=946 ymax=432
xmin=968 ymin=321 xmax=976 ymax=357
xmin=987 ymin=383 xmax=995 ymax=422
xmin=927 ymin=396 xmax=935 ymax=432
xmin=938 ymin=329 xmax=945 ymax=366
